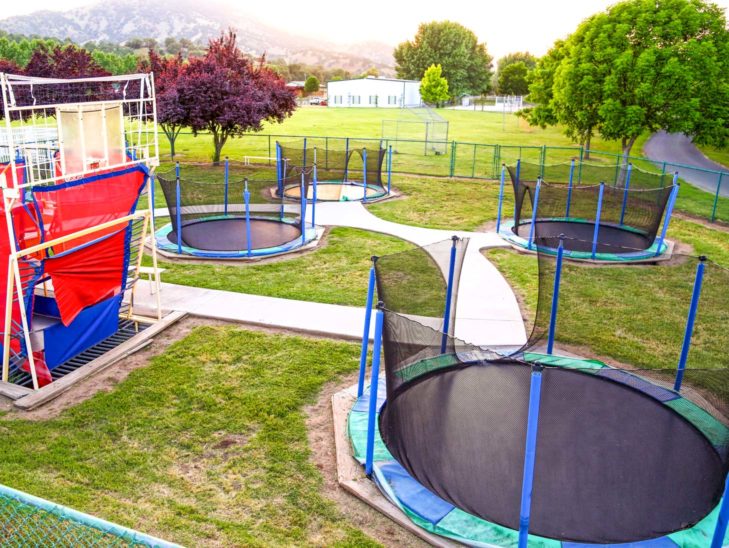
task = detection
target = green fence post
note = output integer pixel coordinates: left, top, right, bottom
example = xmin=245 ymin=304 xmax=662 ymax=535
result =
xmin=659 ymin=161 xmax=667 ymax=187
xmin=711 ymin=173 xmax=724 ymax=222
xmin=539 ymin=145 xmax=546 ymax=177
xmin=472 ymin=144 xmax=477 ymax=178
xmin=492 ymin=144 xmax=500 ymax=179
xmin=449 ymin=141 xmax=456 ymax=178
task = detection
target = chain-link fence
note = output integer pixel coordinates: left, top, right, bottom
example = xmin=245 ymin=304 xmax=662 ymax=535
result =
xmin=158 ymin=132 xmax=729 ymax=224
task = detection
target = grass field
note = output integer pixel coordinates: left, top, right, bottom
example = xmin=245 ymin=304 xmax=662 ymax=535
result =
xmin=0 ymin=326 xmax=377 ymax=546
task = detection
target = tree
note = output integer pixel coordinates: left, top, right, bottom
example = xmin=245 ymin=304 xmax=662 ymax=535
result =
xmin=524 ymin=0 xmax=729 ymax=160
xmin=164 ymin=37 xmax=181 ymax=55
xmin=495 ymin=52 xmax=536 ymax=94
xmin=24 ymin=43 xmax=110 ymax=78
xmin=359 ymin=67 xmax=379 ymax=79
xmin=394 ymin=21 xmax=492 ymax=97
xmin=420 ymin=64 xmax=449 ymax=106
xmin=304 ymin=75 xmax=320 ymax=94
xmin=0 ymin=59 xmax=23 ymax=75
xmin=142 ymin=49 xmax=188 ymax=158
xmin=177 ymin=30 xmax=297 ymax=163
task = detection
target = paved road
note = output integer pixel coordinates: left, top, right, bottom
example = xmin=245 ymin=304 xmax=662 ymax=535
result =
xmin=643 ymin=131 xmax=729 ymax=197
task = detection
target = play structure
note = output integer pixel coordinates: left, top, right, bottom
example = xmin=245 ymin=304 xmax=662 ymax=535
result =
xmin=276 ymin=139 xmax=392 ymax=202
xmin=0 ymin=72 xmax=160 ymax=391
xmin=348 ymin=237 xmax=729 ymax=546
xmin=155 ymin=160 xmax=318 ymax=259
xmin=497 ymin=160 xmax=678 ymax=261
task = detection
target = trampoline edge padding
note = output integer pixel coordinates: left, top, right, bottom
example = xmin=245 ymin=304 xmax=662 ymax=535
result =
xmin=347 ymin=354 xmax=729 ymax=547
xmin=498 ymin=218 xmax=672 ymax=262
xmin=154 ymin=216 xmax=318 ymax=259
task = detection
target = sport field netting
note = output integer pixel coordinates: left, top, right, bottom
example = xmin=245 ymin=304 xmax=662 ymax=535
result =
xmin=381 ymin=106 xmax=449 ymax=156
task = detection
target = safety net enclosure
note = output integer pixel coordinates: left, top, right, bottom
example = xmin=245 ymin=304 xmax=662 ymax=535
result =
xmin=0 ymin=482 xmax=179 ymax=547
xmin=155 ymin=161 xmax=317 ymax=259
xmin=0 ymin=72 xmax=161 ymax=392
xmin=276 ymin=139 xmax=392 ymax=202
xmin=348 ymin=235 xmax=729 ymax=546
xmin=497 ymin=160 xmax=678 ymax=262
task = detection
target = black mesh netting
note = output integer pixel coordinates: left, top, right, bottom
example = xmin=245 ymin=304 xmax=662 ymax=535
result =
xmin=158 ymin=164 xmax=304 ymax=252
xmin=508 ymin=163 xmax=674 ymax=254
xmin=374 ymin=234 xmax=729 ymax=543
xmin=277 ymin=140 xmax=386 ymax=198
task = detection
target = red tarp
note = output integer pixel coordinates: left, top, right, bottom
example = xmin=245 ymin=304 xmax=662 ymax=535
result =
xmin=44 ymin=228 xmax=127 ymax=326
xmin=33 ymin=167 xmax=146 ymax=253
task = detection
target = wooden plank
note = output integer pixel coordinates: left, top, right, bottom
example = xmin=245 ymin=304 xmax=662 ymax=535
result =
xmin=331 ymin=386 xmax=460 ymax=548
xmin=0 ymin=381 xmax=33 ymax=400
xmin=14 ymin=310 xmax=187 ymax=410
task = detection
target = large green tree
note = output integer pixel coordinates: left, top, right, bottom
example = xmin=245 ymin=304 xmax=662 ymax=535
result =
xmin=394 ymin=21 xmax=492 ymax=97
xmin=495 ymin=52 xmax=536 ymax=94
xmin=524 ymin=0 xmax=729 ymax=160
xmin=420 ymin=63 xmax=449 ymax=106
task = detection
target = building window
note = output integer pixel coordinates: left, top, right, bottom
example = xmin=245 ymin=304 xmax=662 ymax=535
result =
xmin=369 ymin=95 xmax=378 ymax=105
xmin=351 ymin=95 xmax=361 ymax=105
xmin=388 ymin=95 xmax=398 ymax=105
xmin=335 ymin=95 xmax=343 ymax=104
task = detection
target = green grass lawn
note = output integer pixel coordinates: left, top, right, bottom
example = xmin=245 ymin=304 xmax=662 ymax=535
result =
xmin=697 ymin=144 xmax=729 ymax=170
xmin=146 ymin=227 xmax=413 ymax=306
xmin=0 ymin=325 xmax=378 ymax=547
xmin=486 ymin=217 xmax=729 ymax=381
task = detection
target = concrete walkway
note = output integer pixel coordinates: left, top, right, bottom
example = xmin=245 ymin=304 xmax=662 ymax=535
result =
xmin=644 ymin=131 xmax=729 ymax=197
xmin=142 ymin=201 xmax=527 ymax=348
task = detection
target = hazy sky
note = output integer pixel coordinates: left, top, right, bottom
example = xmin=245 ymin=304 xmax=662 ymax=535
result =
xmin=4 ymin=0 xmax=729 ymax=60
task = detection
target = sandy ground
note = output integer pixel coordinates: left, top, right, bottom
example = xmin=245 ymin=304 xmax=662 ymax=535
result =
xmin=305 ymin=371 xmax=428 ymax=548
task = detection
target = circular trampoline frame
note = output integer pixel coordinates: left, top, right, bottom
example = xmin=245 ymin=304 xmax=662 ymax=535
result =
xmin=154 ymin=215 xmax=318 ymax=259
xmin=498 ymin=217 xmax=670 ymax=262
xmin=348 ymin=353 xmax=729 ymax=546
xmin=278 ymin=180 xmax=388 ymax=202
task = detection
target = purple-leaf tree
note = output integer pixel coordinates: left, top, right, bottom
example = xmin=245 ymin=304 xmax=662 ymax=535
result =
xmin=142 ymin=49 xmax=187 ymax=158
xmin=178 ymin=30 xmax=297 ymax=163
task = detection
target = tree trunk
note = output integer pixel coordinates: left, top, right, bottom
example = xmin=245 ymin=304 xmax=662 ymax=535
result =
xmin=211 ymin=131 xmax=228 ymax=165
xmin=162 ymin=124 xmax=179 ymax=159
xmin=621 ymin=135 xmax=638 ymax=164
xmin=584 ymin=133 xmax=592 ymax=160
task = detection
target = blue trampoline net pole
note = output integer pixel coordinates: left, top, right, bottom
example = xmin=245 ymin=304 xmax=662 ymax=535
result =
xmin=303 ymin=137 xmax=308 ymax=170
xmin=276 ymin=143 xmax=283 ymax=195
xmin=175 ymin=169 xmax=182 ymax=255
xmin=440 ymin=236 xmax=459 ymax=353
xmin=527 ymin=180 xmax=541 ymax=251
xmin=387 ymin=145 xmax=393 ymax=194
xmin=300 ymin=173 xmax=307 ymax=246
xmin=244 ymin=179 xmax=252 ymax=257
xmin=224 ymin=156 xmax=229 ymax=216
xmin=566 ymin=159 xmax=575 ymax=218
xmin=280 ymin=159 xmax=288 ymax=221
xmin=362 ymin=148 xmax=368 ymax=202
xmin=365 ymin=305 xmax=385 ymax=476
xmin=496 ymin=164 xmax=506 ymax=234
xmin=358 ymin=259 xmax=378 ymax=397
xmin=514 ymin=159 xmax=521 ymax=221
xmin=591 ymin=182 xmax=605 ymax=260
xmin=518 ymin=364 xmax=544 ymax=548
xmin=175 ymin=160 xmax=180 ymax=180
xmin=345 ymin=138 xmax=350 ymax=181
xmin=619 ymin=163 xmax=632 ymax=225
xmin=711 ymin=474 xmax=729 ymax=548
xmin=674 ymin=257 xmax=706 ymax=392
xmin=655 ymin=180 xmax=679 ymax=257
xmin=312 ymin=153 xmax=318 ymax=228
xmin=547 ymin=237 xmax=564 ymax=355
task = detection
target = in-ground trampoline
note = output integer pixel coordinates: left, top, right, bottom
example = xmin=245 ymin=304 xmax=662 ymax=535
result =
xmin=155 ymin=163 xmax=317 ymax=259
xmin=276 ymin=139 xmax=392 ymax=202
xmin=348 ymin=238 xmax=729 ymax=546
xmin=497 ymin=161 xmax=679 ymax=261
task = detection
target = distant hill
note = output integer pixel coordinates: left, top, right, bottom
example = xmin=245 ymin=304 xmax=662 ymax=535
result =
xmin=0 ymin=0 xmax=395 ymax=75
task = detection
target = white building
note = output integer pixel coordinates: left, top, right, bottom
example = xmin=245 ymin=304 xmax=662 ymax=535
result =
xmin=327 ymin=77 xmax=421 ymax=108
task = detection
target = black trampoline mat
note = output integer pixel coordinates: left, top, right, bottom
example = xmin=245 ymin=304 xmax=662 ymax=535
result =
xmin=167 ymin=218 xmax=302 ymax=252
xmin=379 ymin=363 xmax=724 ymax=543
xmin=513 ymin=220 xmax=652 ymax=253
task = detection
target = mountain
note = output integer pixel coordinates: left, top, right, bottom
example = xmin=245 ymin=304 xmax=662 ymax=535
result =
xmin=0 ymin=0 xmax=395 ymax=75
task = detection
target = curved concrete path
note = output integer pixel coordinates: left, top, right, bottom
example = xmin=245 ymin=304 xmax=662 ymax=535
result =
xmin=143 ymin=202 xmax=527 ymax=348
xmin=644 ymin=131 xmax=729 ymax=196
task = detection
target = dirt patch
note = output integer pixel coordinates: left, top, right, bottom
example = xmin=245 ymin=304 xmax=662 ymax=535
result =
xmin=305 ymin=372 xmax=427 ymax=547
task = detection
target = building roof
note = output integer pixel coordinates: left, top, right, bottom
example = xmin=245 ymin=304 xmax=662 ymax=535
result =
xmin=328 ymin=77 xmax=420 ymax=84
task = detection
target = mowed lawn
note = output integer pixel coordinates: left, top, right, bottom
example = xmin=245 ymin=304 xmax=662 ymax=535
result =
xmin=0 ymin=326 xmax=379 ymax=547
